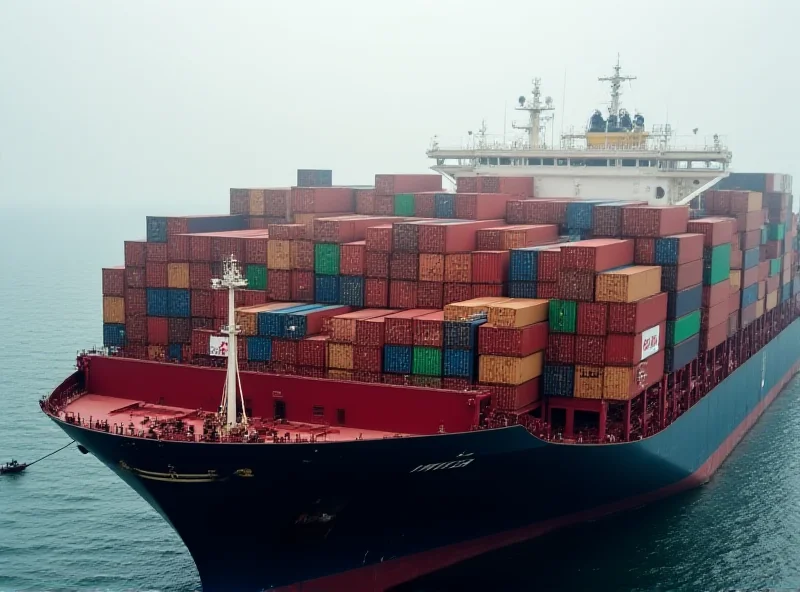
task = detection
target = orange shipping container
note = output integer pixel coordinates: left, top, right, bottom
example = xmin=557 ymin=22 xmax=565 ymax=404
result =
xmin=290 ymin=240 xmax=314 ymax=270
xmin=603 ymin=350 xmax=665 ymax=400
xmin=267 ymin=240 xmax=292 ymax=270
xmin=102 ymin=296 xmax=125 ymax=324
xmin=419 ymin=254 xmax=445 ymax=282
xmin=444 ymin=297 xmax=512 ymax=321
xmin=326 ymin=343 xmax=354 ymax=370
xmin=330 ymin=309 xmax=395 ymax=343
xmin=729 ymin=270 xmax=741 ymax=291
xmin=167 ymin=262 xmax=190 ymax=289
xmin=574 ymin=365 xmax=604 ymax=399
xmin=487 ymin=299 xmax=549 ymax=328
xmin=595 ymin=266 xmax=661 ymax=303
xmin=479 ymin=352 xmax=543 ymax=385
xmin=444 ymin=253 xmax=471 ymax=283
xmin=248 ymin=189 xmax=266 ymax=216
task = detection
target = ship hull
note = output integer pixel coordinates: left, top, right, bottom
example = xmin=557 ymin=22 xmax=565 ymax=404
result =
xmin=48 ymin=317 xmax=800 ymax=591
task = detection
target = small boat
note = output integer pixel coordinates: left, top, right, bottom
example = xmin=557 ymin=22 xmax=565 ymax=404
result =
xmin=1 ymin=460 xmax=28 ymax=475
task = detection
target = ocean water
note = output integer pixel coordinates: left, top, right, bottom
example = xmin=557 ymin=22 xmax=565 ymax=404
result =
xmin=2 ymin=207 xmax=800 ymax=592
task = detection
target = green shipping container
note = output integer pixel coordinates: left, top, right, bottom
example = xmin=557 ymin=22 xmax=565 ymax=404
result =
xmin=768 ymin=223 xmax=786 ymax=241
xmin=703 ymin=243 xmax=731 ymax=286
xmin=770 ymin=258 xmax=782 ymax=276
xmin=666 ymin=310 xmax=701 ymax=347
xmin=314 ymin=243 xmax=340 ymax=275
xmin=412 ymin=346 xmax=442 ymax=376
xmin=548 ymin=299 xmax=577 ymax=333
xmin=760 ymin=226 xmax=768 ymax=245
xmin=246 ymin=264 xmax=267 ymax=290
xmin=394 ymin=193 xmax=415 ymax=216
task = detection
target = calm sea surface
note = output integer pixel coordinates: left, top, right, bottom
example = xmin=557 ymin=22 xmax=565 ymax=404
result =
xmin=2 ymin=207 xmax=800 ymax=592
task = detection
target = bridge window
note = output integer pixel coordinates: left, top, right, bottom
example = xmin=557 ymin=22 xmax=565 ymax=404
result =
xmin=527 ymin=158 xmax=542 ymax=165
xmin=499 ymin=157 xmax=511 ymax=165
xmin=488 ymin=157 xmax=498 ymax=165
xmin=639 ymin=159 xmax=655 ymax=167
xmin=556 ymin=158 xmax=568 ymax=166
xmin=313 ymin=405 xmax=324 ymax=418
xmin=570 ymin=159 xmax=585 ymax=167
xmin=479 ymin=157 xmax=489 ymax=165
xmin=542 ymin=158 xmax=555 ymax=166
xmin=585 ymin=159 xmax=609 ymax=167
xmin=622 ymin=159 xmax=637 ymax=167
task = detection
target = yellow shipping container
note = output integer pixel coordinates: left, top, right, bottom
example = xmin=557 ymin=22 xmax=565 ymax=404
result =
xmin=267 ymin=240 xmax=292 ymax=270
xmin=248 ymin=189 xmax=265 ymax=216
xmin=756 ymin=298 xmax=765 ymax=318
xmin=235 ymin=302 xmax=301 ymax=336
xmin=444 ymin=297 xmax=512 ymax=321
xmin=102 ymin=296 xmax=125 ymax=324
xmin=595 ymin=266 xmax=661 ymax=303
xmin=729 ymin=270 xmax=742 ymax=291
xmin=487 ymin=299 xmax=548 ymax=328
xmin=167 ymin=262 xmax=190 ymax=289
xmin=478 ymin=352 xmax=543 ymax=385
xmin=327 ymin=343 xmax=354 ymax=370
xmin=574 ymin=365 xmax=604 ymax=399
xmin=766 ymin=290 xmax=779 ymax=311
xmin=419 ymin=254 xmax=445 ymax=282
xmin=603 ymin=366 xmax=636 ymax=400
xmin=294 ymin=213 xmax=325 ymax=236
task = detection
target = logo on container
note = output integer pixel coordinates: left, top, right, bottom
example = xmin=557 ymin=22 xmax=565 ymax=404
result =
xmin=209 ymin=336 xmax=229 ymax=357
xmin=641 ymin=325 xmax=661 ymax=360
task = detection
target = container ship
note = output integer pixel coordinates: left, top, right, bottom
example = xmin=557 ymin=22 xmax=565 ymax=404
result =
xmin=42 ymin=62 xmax=800 ymax=591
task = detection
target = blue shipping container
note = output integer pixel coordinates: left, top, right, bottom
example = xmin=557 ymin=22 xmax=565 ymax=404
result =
xmin=167 ymin=343 xmax=183 ymax=361
xmin=103 ymin=324 xmax=125 ymax=348
xmin=167 ymin=289 xmax=191 ymax=318
xmin=284 ymin=304 xmax=343 ymax=339
xmin=443 ymin=319 xmax=485 ymax=349
xmin=543 ymin=364 xmax=574 ymax=397
xmin=743 ymin=248 xmax=760 ymax=270
xmin=384 ymin=345 xmax=413 ymax=374
xmin=259 ymin=304 xmax=320 ymax=337
xmin=742 ymin=284 xmax=759 ymax=308
xmin=565 ymin=202 xmax=597 ymax=230
xmin=434 ymin=193 xmax=455 ymax=218
xmin=654 ymin=236 xmax=681 ymax=265
xmin=146 ymin=288 xmax=169 ymax=317
xmin=665 ymin=334 xmax=700 ymax=372
xmin=508 ymin=281 xmax=537 ymax=299
xmin=339 ymin=276 xmax=365 ymax=307
xmin=666 ymin=284 xmax=702 ymax=320
xmin=315 ymin=275 xmax=340 ymax=304
xmin=443 ymin=348 xmax=476 ymax=380
xmin=247 ymin=337 xmax=272 ymax=362
xmin=146 ymin=216 xmax=168 ymax=243
xmin=509 ymin=248 xmax=538 ymax=281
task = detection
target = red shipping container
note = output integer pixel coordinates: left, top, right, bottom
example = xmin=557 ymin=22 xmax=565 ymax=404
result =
xmin=575 ymin=335 xmax=606 ymax=365
xmin=664 ymin=233 xmax=705 ymax=264
xmin=766 ymin=274 xmax=780 ymax=294
xmin=191 ymin=329 xmax=215 ymax=356
xmin=730 ymin=248 xmax=743 ymax=270
xmin=291 ymin=187 xmax=354 ymax=213
xmin=501 ymin=224 xmax=560 ymax=249
xmin=264 ymin=189 xmax=291 ymax=217
xmin=315 ymin=216 xmax=397 ymax=244
xmin=607 ymin=292 xmax=668 ymax=334
xmin=742 ymin=265 xmax=759 ymax=287
xmin=702 ymin=320 xmax=728 ymax=351
xmin=385 ymin=309 xmax=438 ymax=345
xmin=576 ymin=302 xmax=608 ymax=336
xmin=622 ymin=206 xmax=689 ymax=237
xmin=443 ymin=283 xmax=472 ymax=305
xmin=298 ymin=335 xmax=328 ymax=367
xmin=290 ymin=240 xmax=314 ymax=270
xmin=340 ymin=242 xmax=366 ymax=276
xmin=145 ymin=262 xmax=168 ymax=288
xmin=124 ymin=241 xmax=146 ymax=267
xmin=290 ymin=304 xmax=350 ymax=339
xmin=102 ymin=267 xmax=125 ymax=297
xmin=506 ymin=201 xmax=525 ymax=224
xmin=365 ymin=252 xmax=390 ymax=278
xmin=472 ymin=284 xmax=505 ymax=298
xmin=267 ymin=224 xmax=306 ymax=240
xmin=146 ymin=242 xmax=167 ymax=263
xmin=189 ymin=263 xmax=212 ymax=290
xmin=365 ymin=225 xmax=393 ymax=252
xmin=686 ymin=217 xmax=735 ymax=247
xmin=272 ymin=339 xmax=299 ymax=365
xmin=605 ymin=322 xmax=665 ymax=365
xmin=168 ymin=317 xmax=192 ymax=344
xmin=189 ymin=235 xmax=212 ymax=262
xmin=455 ymin=193 xmax=514 ymax=220
xmin=484 ymin=380 xmax=540 ymax=411
xmin=417 ymin=282 xmax=444 ymax=308
xmin=291 ymin=270 xmax=315 ymax=302
xmin=374 ymin=195 xmax=394 ymax=216
xmin=268 ymin=270 xmax=292 ymax=301
xmin=457 ymin=176 xmax=534 ymax=197
xmin=147 ymin=317 xmax=169 ymax=346
xmin=125 ymin=289 xmax=147 ymax=316
xmin=537 ymin=248 xmax=562 ymax=282
xmin=741 ymin=229 xmax=761 ymax=250
xmin=444 ymin=253 xmax=471 ymax=283
xmin=419 ymin=254 xmax=445 ymax=282
xmin=353 ymin=371 xmax=383 ymax=384
xmin=669 ymin=260 xmax=704 ymax=291
xmin=353 ymin=346 xmax=383 ymax=373
xmin=167 ymin=235 xmax=190 ymax=262
xmin=561 ymin=239 xmax=634 ymax=272
xmin=390 ymin=252 xmax=419 ymax=280
xmin=244 ymin=236 xmax=268 ymax=265
xmin=758 ymin=261 xmax=769 ymax=282
xmin=390 ymin=280 xmax=418 ymax=308
xmin=476 ymin=227 xmax=505 ymax=251
xmin=418 ymin=219 xmax=505 ymax=253
xmin=478 ymin=322 xmax=548 ymax=357
xmin=729 ymin=290 xmax=741 ymax=314
xmin=413 ymin=311 xmax=445 ymax=347
xmin=634 ymin=238 xmax=655 ymax=264
xmin=191 ymin=289 xmax=214 ymax=318
xmin=547 ymin=333 xmax=575 ymax=364
xmin=414 ymin=192 xmax=437 ymax=217
xmin=765 ymin=240 xmax=783 ymax=259
xmin=355 ymin=317 xmax=387 ymax=347
xmin=241 ymin=289 xmax=267 ymax=307
xmin=558 ymin=269 xmax=596 ymax=301
xmin=212 ymin=289 xmax=246 ymax=319
xmin=442 ymin=377 xmax=471 ymax=390
xmin=355 ymin=189 xmax=376 ymax=215
xmin=125 ymin=314 xmax=147 ymax=344
xmin=536 ymin=282 xmax=559 ymax=299
xmin=591 ymin=202 xmax=647 ymax=237
xmin=606 ymin=350 xmax=666 ymax=399
xmin=472 ymin=251 xmax=510 ymax=283
xmin=375 ymin=174 xmax=442 ymax=195
xmin=758 ymin=281 xmax=766 ymax=300
xmin=248 ymin=216 xmax=267 ymax=229
xmin=740 ymin=302 xmax=757 ymax=327
xmin=702 ymin=301 xmax=729 ymax=330
xmin=736 ymin=210 xmax=764 ymax=232
xmin=518 ymin=199 xmax=570 ymax=225
xmin=364 ymin=278 xmax=389 ymax=307
xmin=702 ymin=279 xmax=730 ymax=308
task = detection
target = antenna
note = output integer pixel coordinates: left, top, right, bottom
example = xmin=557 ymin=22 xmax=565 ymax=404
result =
xmin=211 ymin=255 xmax=248 ymax=429
xmin=512 ymin=78 xmax=555 ymax=149
xmin=598 ymin=55 xmax=636 ymax=118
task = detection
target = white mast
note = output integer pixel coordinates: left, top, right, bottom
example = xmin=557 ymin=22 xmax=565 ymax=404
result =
xmin=513 ymin=78 xmax=554 ymax=149
xmin=598 ymin=55 xmax=636 ymax=119
xmin=211 ymin=256 xmax=248 ymax=429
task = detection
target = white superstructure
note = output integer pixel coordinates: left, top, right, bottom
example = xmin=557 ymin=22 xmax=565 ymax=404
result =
xmin=427 ymin=59 xmax=732 ymax=206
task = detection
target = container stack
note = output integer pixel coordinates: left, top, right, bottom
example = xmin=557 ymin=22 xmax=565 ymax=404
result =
xmin=102 ymin=266 xmax=126 ymax=349
xmin=410 ymin=311 xmax=446 ymax=387
xmin=442 ymin=317 xmax=486 ymax=389
xmin=327 ymin=309 xmax=395 ymax=380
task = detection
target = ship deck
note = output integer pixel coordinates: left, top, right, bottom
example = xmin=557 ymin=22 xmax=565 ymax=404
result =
xmin=62 ymin=394 xmax=408 ymax=443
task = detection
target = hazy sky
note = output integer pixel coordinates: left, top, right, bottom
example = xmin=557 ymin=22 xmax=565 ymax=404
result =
xmin=1 ymin=1 xmax=798 ymax=214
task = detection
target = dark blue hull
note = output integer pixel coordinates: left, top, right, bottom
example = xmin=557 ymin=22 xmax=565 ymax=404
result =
xmin=48 ymin=317 xmax=800 ymax=591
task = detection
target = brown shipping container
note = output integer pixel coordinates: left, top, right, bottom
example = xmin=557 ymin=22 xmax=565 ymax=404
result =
xmin=340 ymin=241 xmax=366 ymax=276
xmin=374 ymin=195 xmax=394 ymax=216
xmin=667 ymin=259 xmax=704 ymax=291
xmin=167 ymin=263 xmax=190 ymax=289
xmin=537 ymin=249 xmax=562 ymax=282
xmin=167 ymin=234 xmax=190 ymax=262
xmin=476 ymin=227 xmax=506 ymax=251
xmin=417 ymin=282 xmax=444 ymax=308
xmin=759 ymin=261 xmax=769 ymax=282
xmin=413 ymin=192 xmax=436 ymax=218
xmin=125 ymin=241 xmax=146 ymax=267
xmin=267 ymin=240 xmax=292 ymax=270
xmin=486 ymin=380 xmax=540 ymax=411
xmin=686 ymin=217 xmax=735 ymax=247
xmin=702 ymin=321 xmax=728 ymax=351
xmin=355 ymin=189 xmax=376 ymax=215
xmin=374 ymin=174 xmax=442 ymax=196
xmin=664 ymin=233 xmax=705 ymax=263
xmin=241 ymin=289 xmax=267 ymax=307
xmin=595 ymin=266 xmax=661 ymax=303
xmin=536 ymin=282 xmax=559 ymax=299
xmin=146 ymin=262 xmax=168 ymax=288
xmin=557 ymin=269 xmax=596 ymax=302
xmin=352 ymin=346 xmax=383 ymax=373
xmin=314 ymin=215 xmax=396 ymax=244
xmin=603 ymin=350 xmax=665 ymax=400
xmin=419 ymin=254 xmax=445 ymax=282
xmin=547 ymin=333 xmax=575 ymax=364
xmin=390 ymin=252 xmax=419 ymax=281
xmin=576 ymin=302 xmax=608 ymax=336
xmin=455 ymin=193 xmax=514 ymax=220
xmin=574 ymin=335 xmax=606 ymax=365
xmin=267 ymin=224 xmax=306 ymax=241
xmin=742 ymin=266 xmax=759 ymax=288
xmin=702 ymin=301 xmax=729 ymax=330
xmin=298 ymin=335 xmax=329 ymax=367
xmin=418 ymin=220 xmax=505 ymax=254
xmin=290 ymin=270 xmax=315 ymax=302
xmin=365 ymin=252 xmax=390 ymax=278
xmin=506 ymin=201 xmax=525 ymax=224
xmin=188 ymin=235 xmax=212 ymax=262
xmin=561 ymin=239 xmax=635 ymax=272
xmin=634 ymin=238 xmax=655 ymax=265
xmin=444 ymin=297 xmax=511 ymax=321
xmin=384 ymin=309 xmax=438 ymax=345
xmin=102 ymin=267 xmax=125 ymax=297
xmin=146 ymin=242 xmax=167 ymax=263
xmin=741 ymin=229 xmax=762 ymax=250
xmin=355 ymin=317 xmax=387 ymax=348
xmin=147 ymin=318 xmax=169 ymax=346
xmin=125 ymin=315 xmax=147 ymax=344
xmin=244 ymin=236 xmax=268 ymax=265
xmin=390 ymin=280 xmax=418 ymax=308
xmin=268 ymin=269 xmax=291 ymax=301
xmin=478 ymin=352 xmax=543 ymax=386
xmin=730 ymin=248 xmax=743 ymax=270
xmin=591 ymin=202 xmax=647 ymax=237
xmin=191 ymin=289 xmax=214 ymax=318
xmin=125 ymin=289 xmax=146 ymax=316
xmin=478 ymin=322 xmax=548 ymax=357
xmin=472 ymin=251 xmax=510 ymax=284
xmin=444 ymin=253 xmax=471 ymax=283
xmin=502 ymin=224 xmax=559 ymax=249
xmin=607 ymin=292 xmax=668 ymax=334
xmin=487 ymin=298 xmax=548 ymax=328
xmin=413 ymin=311 xmax=446 ymax=347
xmin=327 ymin=343 xmax=354 ymax=370
xmin=622 ymin=206 xmax=689 ymax=237
xmin=574 ymin=365 xmax=605 ymax=399
xmin=272 ymin=339 xmax=299 ymax=365
xmin=443 ymin=283 xmax=472 ymax=305
xmin=605 ymin=322 xmax=665 ymax=365
xmin=702 ymin=279 xmax=730 ymax=308
xmin=765 ymin=240 xmax=783 ymax=259
xmin=729 ymin=290 xmax=741 ymax=314
xmin=456 ymin=176 xmax=534 ymax=197
xmin=330 ymin=309 xmax=394 ymax=343
xmin=264 ymin=189 xmax=291 ymax=218
xmin=102 ymin=296 xmax=125 ymax=324
xmin=168 ymin=317 xmax=192 ymax=344
xmin=766 ymin=275 xmax=780 ymax=294
xmin=291 ymin=187 xmax=354 ymax=214
xmin=736 ymin=210 xmax=764 ymax=232
xmin=365 ymin=225 xmax=393 ymax=252
xmin=364 ymin=278 xmax=389 ymax=307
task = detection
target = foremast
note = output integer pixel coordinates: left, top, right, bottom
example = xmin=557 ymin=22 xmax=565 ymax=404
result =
xmin=211 ymin=256 xmax=248 ymax=430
